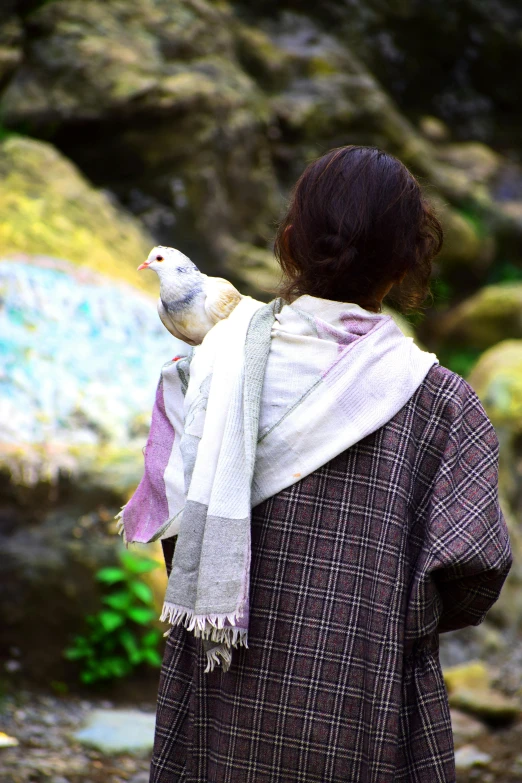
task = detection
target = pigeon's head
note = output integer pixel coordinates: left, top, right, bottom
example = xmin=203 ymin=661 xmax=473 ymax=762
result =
xmin=138 ymin=246 xmax=199 ymax=277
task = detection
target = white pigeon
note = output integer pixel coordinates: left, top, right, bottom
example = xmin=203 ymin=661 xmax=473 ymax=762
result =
xmin=138 ymin=245 xmax=243 ymax=346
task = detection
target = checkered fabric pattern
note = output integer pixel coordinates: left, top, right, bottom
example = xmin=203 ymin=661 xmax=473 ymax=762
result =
xmin=150 ymin=364 xmax=512 ymax=783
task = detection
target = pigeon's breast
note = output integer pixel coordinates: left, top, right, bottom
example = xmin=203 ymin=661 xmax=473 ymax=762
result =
xmin=161 ymin=286 xmax=202 ymax=313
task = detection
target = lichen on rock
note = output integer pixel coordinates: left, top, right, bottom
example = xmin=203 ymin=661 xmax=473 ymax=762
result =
xmin=0 ymin=255 xmax=183 ymax=489
xmin=0 ymin=136 xmax=156 ymax=292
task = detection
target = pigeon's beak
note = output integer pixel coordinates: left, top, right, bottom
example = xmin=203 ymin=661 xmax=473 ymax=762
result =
xmin=137 ymin=261 xmax=150 ymax=271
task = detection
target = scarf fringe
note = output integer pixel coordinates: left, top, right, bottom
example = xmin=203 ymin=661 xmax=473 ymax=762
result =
xmin=160 ymin=601 xmax=249 ymax=648
xmin=114 ymin=505 xmax=129 ymax=547
xmin=204 ymin=644 xmax=232 ymax=674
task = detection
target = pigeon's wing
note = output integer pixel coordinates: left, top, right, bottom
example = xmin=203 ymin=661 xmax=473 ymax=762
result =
xmin=202 ymin=276 xmax=242 ymax=325
xmin=157 ymin=299 xmax=197 ymax=346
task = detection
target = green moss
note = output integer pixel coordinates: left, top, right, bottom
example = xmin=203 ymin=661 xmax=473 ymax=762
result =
xmin=0 ymin=136 xmax=156 ymax=294
xmin=307 ymin=56 xmax=339 ymax=77
xmin=437 ymin=346 xmax=483 ymax=379
xmin=486 ymin=260 xmax=522 ymax=285
xmin=234 ymin=23 xmax=291 ymax=90
xmin=468 ymin=341 xmax=522 ymax=434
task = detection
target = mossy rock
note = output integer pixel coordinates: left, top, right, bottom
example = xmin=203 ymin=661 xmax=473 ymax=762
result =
xmin=467 ymin=340 xmax=522 ymax=434
xmin=0 ymin=0 xmax=269 ymax=128
xmin=0 ymin=255 xmax=181 ymax=489
xmin=437 ymin=283 xmax=522 ymax=350
xmin=0 ymin=136 xmax=155 ymax=292
xmin=434 ymin=142 xmax=501 ymax=185
xmin=444 ymin=661 xmax=519 ymax=726
xmin=222 ymin=239 xmax=281 ymax=300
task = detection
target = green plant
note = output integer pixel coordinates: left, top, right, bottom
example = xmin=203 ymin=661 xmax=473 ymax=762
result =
xmin=438 ymin=346 xmax=483 ymax=379
xmin=486 ymin=260 xmax=522 ymax=285
xmin=430 ymin=277 xmax=455 ymax=310
xmin=64 ymin=548 xmax=163 ymax=685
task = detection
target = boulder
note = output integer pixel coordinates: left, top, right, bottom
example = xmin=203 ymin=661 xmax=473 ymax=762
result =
xmin=72 ymin=708 xmax=156 ymax=755
xmin=0 ymin=0 xmax=280 ymax=275
xmin=450 ymin=709 xmax=487 ymax=749
xmin=0 ymin=136 xmax=155 ymax=293
xmin=467 ymin=340 xmax=522 ymax=434
xmin=1 ymin=2 xmax=517 ymax=293
xmin=436 ymin=284 xmax=522 ymax=350
xmin=454 ymin=744 xmax=492 ymax=771
xmin=0 ymin=255 xmax=182 ymax=487
xmin=444 ymin=661 xmax=520 ymax=725
xmin=0 ymin=252 xmax=178 ymax=682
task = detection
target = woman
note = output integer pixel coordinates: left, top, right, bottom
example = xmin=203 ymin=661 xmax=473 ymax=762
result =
xmin=149 ymin=146 xmax=512 ymax=782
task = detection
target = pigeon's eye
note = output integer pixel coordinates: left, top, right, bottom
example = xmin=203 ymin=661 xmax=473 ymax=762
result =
xmin=156 ymin=255 xmax=164 ymax=262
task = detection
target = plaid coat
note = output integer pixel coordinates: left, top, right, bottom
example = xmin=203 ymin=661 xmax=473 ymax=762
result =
xmin=150 ymin=363 xmax=512 ymax=783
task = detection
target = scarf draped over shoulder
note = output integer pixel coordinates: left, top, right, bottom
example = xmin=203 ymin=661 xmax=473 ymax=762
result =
xmin=117 ymin=294 xmax=439 ymax=672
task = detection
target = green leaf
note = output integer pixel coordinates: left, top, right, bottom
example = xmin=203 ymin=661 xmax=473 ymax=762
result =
xmin=102 ymin=591 xmax=133 ymax=611
xmin=127 ymin=606 xmax=156 ymax=625
xmin=141 ymin=647 xmax=162 ymax=667
xmin=105 ymin=656 xmax=131 ymax=678
xmin=119 ymin=549 xmax=160 ymax=574
xmin=98 ymin=610 xmax=125 ymax=632
xmin=141 ymin=629 xmax=162 ymax=647
xmin=64 ymin=646 xmax=88 ymax=661
xmin=96 ymin=567 xmax=126 ymax=584
xmin=130 ymin=581 xmax=154 ymax=605
xmin=118 ymin=628 xmax=139 ymax=656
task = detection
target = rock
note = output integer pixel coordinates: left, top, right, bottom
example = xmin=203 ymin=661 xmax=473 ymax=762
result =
xmin=444 ymin=661 xmax=520 ymax=725
xmin=467 ymin=340 xmax=522 ymax=435
xmin=0 ymin=731 xmax=19 ymax=748
xmin=221 ymin=239 xmax=280 ymax=299
xmin=262 ymin=12 xmax=504 ymax=277
xmin=444 ymin=660 xmax=490 ymax=692
xmin=0 ymin=0 xmax=280 ymax=277
xmin=2 ymin=1 xmax=514 ymax=290
xmin=435 ymin=142 xmax=501 ymax=185
xmin=0 ymin=254 xmax=176 ymax=682
xmin=0 ymin=255 xmax=183 ymax=487
xmin=454 ymin=744 xmax=492 ymax=771
xmin=73 ymin=708 xmax=156 ymax=755
xmin=450 ymin=709 xmax=487 ymax=749
xmin=436 ymin=284 xmax=522 ymax=350
xmin=429 ymin=195 xmax=486 ymax=271
xmin=276 ymin=0 xmax=522 ymax=150
xmin=419 ymin=116 xmax=450 ymax=143
xmin=0 ymin=17 xmax=23 ymax=86
xmin=0 ymin=136 xmax=156 ymax=294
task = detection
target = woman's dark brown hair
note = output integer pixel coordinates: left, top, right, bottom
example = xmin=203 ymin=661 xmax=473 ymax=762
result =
xmin=274 ymin=145 xmax=443 ymax=315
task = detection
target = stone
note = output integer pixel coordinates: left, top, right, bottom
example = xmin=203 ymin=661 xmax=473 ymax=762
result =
xmin=0 ymin=732 xmax=19 ymax=748
xmin=419 ymin=116 xmax=450 ymax=143
xmin=0 ymin=136 xmax=156 ymax=294
xmin=467 ymin=340 xmax=522 ymax=434
xmin=444 ymin=661 xmax=490 ymax=692
xmin=454 ymin=744 xmax=492 ymax=771
xmin=73 ymin=709 xmax=156 ymax=755
xmin=437 ymin=284 xmax=522 ymax=350
xmin=0 ymin=255 xmax=182 ymax=487
xmin=444 ymin=661 xmax=520 ymax=725
xmin=0 ymin=0 xmax=280 ymax=276
xmin=450 ymin=709 xmax=487 ymax=749
xmin=435 ymin=142 xmax=501 ymax=185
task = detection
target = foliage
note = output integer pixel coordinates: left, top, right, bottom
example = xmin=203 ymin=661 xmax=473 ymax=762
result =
xmin=429 ymin=276 xmax=455 ymax=311
xmin=64 ymin=548 xmax=163 ymax=685
xmin=486 ymin=260 xmax=522 ymax=285
xmin=437 ymin=346 xmax=484 ymax=379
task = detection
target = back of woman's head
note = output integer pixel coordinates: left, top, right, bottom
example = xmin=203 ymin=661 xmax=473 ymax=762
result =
xmin=274 ymin=145 xmax=443 ymax=314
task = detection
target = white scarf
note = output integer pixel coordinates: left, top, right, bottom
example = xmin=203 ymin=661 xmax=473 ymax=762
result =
xmin=118 ymin=295 xmax=439 ymax=672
